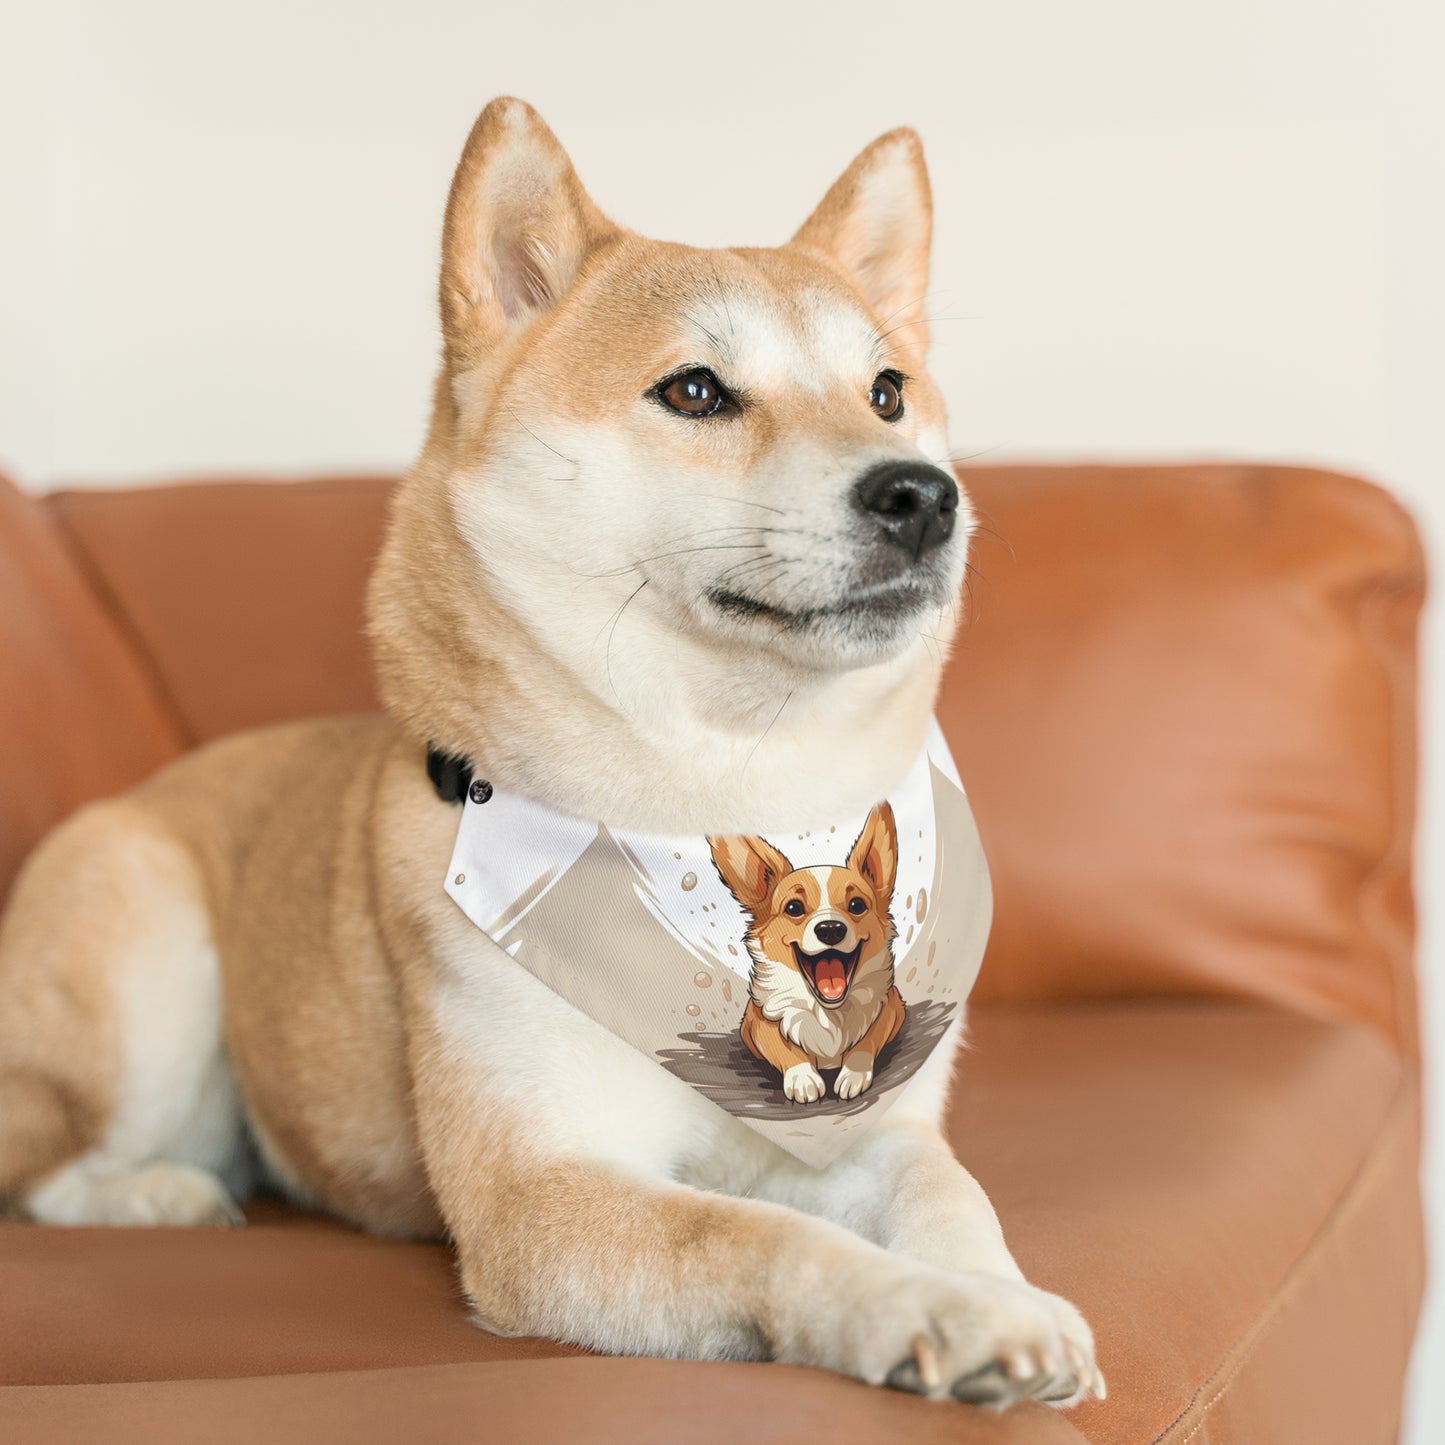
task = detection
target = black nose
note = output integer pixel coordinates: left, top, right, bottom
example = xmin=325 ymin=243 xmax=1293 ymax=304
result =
xmin=853 ymin=460 xmax=959 ymax=560
xmin=814 ymin=919 xmax=847 ymax=947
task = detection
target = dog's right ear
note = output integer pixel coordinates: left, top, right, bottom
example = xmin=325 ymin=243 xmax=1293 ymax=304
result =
xmin=440 ymin=98 xmax=618 ymax=368
xmin=790 ymin=128 xmax=932 ymax=355
xmin=847 ymin=801 xmax=899 ymax=915
xmin=708 ymin=835 xmax=794 ymax=914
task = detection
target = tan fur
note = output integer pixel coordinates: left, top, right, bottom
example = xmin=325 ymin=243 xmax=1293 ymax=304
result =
xmin=0 ymin=98 xmax=1101 ymax=1405
xmin=839 ymin=984 xmax=907 ymax=1078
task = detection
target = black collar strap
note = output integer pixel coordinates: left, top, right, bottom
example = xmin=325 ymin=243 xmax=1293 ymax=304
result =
xmin=426 ymin=745 xmax=473 ymax=804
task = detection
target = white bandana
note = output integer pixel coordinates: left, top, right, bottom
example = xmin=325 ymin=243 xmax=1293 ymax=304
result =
xmin=444 ymin=722 xmax=991 ymax=1167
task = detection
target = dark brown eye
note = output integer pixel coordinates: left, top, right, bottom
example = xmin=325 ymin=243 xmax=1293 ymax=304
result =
xmin=848 ymin=896 xmax=868 ymax=915
xmin=784 ymin=898 xmax=806 ymax=918
xmin=659 ymin=368 xmax=724 ymax=417
xmin=869 ymin=371 xmax=904 ymax=421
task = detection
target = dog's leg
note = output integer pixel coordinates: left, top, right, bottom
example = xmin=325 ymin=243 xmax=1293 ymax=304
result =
xmin=413 ymin=925 xmax=1099 ymax=1404
xmin=416 ymin=1061 xmax=1099 ymax=1403
xmin=749 ymin=1019 xmax=1104 ymax=1405
xmin=759 ymin=1116 xmax=1025 ymax=1280
xmin=835 ymin=985 xmax=905 ymax=1100
xmin=741 ymin=1000 xmax=824 ymax=1103
xmin=0 ymin=801 xmax=248 ymax=1225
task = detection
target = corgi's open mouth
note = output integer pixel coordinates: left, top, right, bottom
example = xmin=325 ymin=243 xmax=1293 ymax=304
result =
xmin=791 ymin=941 xmax=862 ymax=1007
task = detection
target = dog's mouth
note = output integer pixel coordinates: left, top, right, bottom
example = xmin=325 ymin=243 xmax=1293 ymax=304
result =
xmin=707 ymin=580 xmax=934 ymax=630
xmin=791 ymin=941 xmax=862 ymax=1007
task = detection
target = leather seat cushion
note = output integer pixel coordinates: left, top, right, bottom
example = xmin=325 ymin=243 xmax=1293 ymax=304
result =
xmin=0 ymin=1001 xmax=1421 ymax=1444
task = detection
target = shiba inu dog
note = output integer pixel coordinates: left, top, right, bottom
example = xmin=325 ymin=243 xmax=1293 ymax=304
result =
xmin=0 ymin=98 xmax=1102 ymax=1408
xmin=712 ymin=803 xmax=905 ymax=1103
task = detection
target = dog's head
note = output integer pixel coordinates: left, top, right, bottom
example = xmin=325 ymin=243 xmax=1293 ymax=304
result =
xmin=710 ymin=802 xmax=898 ymax=1010
xmin=370 ymin=98 xmax=970 ymax=827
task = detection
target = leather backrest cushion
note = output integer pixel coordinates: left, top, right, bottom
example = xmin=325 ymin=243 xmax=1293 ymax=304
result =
xmin=944 ymin=464 xmax=1422 ymax=1056
xmin=0 ymin=475 xmax=183 ymax=903
xmin=38 ymin=465 xmax=1423 ymax=1048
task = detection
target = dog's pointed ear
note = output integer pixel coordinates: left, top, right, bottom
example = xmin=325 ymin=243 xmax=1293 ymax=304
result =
xmin=708 ymin=835 xmax=794 ymax=914
xmin=791 ymin=128 xmax=932 ymax=353
xmin=847 ymin=802 xmax=899 ymax=912
xmin=440 ymin=97 xmax=618 ymax=368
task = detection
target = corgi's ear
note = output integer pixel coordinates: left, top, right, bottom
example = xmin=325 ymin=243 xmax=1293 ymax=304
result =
xmin=847 ymin=801 xmax=899 ymax=912
xmin=708 ymin=835 xmax=794 ymax=914
xmin=440 ymin=97 xmax=618 ymax=368
xmin=791 ymin=128 xmax=932 ymax=354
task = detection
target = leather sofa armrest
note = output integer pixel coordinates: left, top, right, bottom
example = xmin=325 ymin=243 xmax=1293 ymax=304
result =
xmin=0 ymin=473 xmax=184 ymax=904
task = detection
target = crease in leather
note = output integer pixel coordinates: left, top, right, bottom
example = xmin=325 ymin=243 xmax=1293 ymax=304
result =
xmin=1152 ymin=1071 xmax=1423 ymax=1445
xmin=44 ymin=496 xmax=198 ymax=750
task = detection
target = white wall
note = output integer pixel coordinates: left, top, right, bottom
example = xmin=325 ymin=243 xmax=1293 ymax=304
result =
xmin=1 ymin=0 xmax=1440 ymax=1433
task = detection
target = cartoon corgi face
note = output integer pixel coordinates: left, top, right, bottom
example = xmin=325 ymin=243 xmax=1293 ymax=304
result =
xmin=710 ymin=802 xmax=899 ymax=1009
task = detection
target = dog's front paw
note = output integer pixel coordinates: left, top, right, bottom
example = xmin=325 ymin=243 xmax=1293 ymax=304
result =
xmin=783 ymin=1062 xmax=825 ymax=1103
xmin=835 ymin=1050 xmax=874 ymax=1099
xmin=816 ymin=1267 xmax=1104 ymax=1409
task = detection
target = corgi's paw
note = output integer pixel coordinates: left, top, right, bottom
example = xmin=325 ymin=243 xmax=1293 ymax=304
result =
xmin=827 ymin=1267 xmax=1103 ymax=1408
xmin=783 ymin=1062 xmax=825 ymax=1103
xmin=835 ymin=1051 xmax=874 ymax=1099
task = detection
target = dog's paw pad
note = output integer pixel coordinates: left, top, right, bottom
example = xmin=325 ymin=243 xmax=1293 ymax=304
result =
xmin=952 ymin=1362 xmax=1013 ymax=1406
xmin=884 ymin=1358 xmax=928 ymax=1395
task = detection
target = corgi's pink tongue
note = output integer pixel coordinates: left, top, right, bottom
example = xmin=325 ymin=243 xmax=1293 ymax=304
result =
xmin=812 ymin=957 xmax=848 ymax=999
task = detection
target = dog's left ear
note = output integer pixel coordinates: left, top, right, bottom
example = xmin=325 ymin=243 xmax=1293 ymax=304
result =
xmin=847 ymin=801 xmax=899 ymax=913
xmin=791 ymin=129 xmax=932 ymax=353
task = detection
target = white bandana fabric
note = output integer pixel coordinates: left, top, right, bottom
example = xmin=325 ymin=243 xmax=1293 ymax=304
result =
xmin=444 ymin=722 xmax=992 ymax=1167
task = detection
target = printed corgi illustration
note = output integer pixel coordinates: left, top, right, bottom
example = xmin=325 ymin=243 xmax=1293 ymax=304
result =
xmin=709 ymin=803 xmax=904 ymax=1103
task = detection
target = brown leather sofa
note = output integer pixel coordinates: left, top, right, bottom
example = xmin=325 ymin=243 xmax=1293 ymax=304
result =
xmin=0 ymin=462 xmax=1425 ymax=1445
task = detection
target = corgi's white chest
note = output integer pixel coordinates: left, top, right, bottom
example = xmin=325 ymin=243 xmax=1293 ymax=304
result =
xmin=749 ymin=947 xmax=891 ymax=1067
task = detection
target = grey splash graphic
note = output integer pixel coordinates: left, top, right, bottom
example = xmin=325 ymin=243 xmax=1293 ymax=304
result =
xmin=656 ymin=998 xmax=957 ymax=1122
